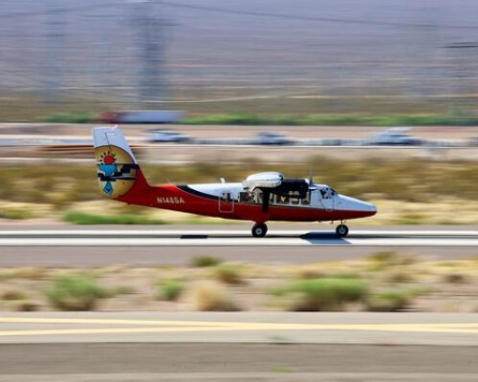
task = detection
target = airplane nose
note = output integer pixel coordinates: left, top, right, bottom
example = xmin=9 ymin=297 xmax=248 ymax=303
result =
xmin=368 ymin=203 xmax=378 ymax=215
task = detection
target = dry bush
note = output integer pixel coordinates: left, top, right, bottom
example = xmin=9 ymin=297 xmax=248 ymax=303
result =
xmin=14 ymin=301 xmax=39 ymax=312
xmin=212 ymin=263 xmax=244 ymax=284
xmin=1 ymin=290 xmax=27 ymax=301
xmin=293 ymin=266 xmax=325 ymax=280
xmin=366 ymin=290 xmax=412 ymax=312
xmin=190 ymin=255 xmax=223 ymax=268
xmin=381 ymin=267 xmax=415 ymax=283
xmin=442 ymin=272 xmax=468 ymax=284
xmin=14 ymin=267 xmax=48 ymax=280
xmin=185 ymin=281 xmax=238 ymax=311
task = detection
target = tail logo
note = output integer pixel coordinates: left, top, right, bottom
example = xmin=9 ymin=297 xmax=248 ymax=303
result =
xmin=95 ymin=145 xmax=138 ymax=198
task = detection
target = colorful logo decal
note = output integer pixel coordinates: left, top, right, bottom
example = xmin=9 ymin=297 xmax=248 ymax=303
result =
xmin=95 ymin=146 xmax=138 ymax=199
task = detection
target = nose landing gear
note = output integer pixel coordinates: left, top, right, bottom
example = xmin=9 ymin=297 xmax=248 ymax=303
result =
xmin=336 ymin=223 xmax=349 ymax=238
xmin=252 ymin=223 xmax=268 ymax=238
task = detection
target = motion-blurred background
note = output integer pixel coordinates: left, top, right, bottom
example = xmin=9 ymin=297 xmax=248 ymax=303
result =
xmin=1 ymin=0 xmax=478 ymax=226
xmin=2 ymin=0 xmax=478 ymax=119
xmin=1 ymin=4 xmax=478 ymax=379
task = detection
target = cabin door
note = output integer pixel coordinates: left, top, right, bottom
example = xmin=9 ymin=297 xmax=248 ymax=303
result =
xmin=219 ymin=191 xmax=235 ymax=213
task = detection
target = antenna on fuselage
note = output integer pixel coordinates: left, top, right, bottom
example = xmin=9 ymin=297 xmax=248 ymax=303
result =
xmin=307 ymin=168 xmax=314 ymax=184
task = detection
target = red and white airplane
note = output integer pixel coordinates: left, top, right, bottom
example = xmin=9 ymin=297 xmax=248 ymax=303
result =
xmin=93 ymin=127 xmax=377 ymax=237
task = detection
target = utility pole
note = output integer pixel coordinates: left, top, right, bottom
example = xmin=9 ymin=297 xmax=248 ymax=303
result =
xmin=43 ymin=0 xmax=66 ymax=103
xmin=130 ymin=0 xmax=165 ymax=107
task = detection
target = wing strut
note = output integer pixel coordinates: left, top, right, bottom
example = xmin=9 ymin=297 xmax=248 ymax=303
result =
xmin=262 ymin=190 xmax=270 ymax=213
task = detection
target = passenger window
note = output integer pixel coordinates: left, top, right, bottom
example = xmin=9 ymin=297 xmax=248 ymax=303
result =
xmin=277 ymin=195 xmax=289 ymax=205
xmin=291 ymin=191 xmax=300 ymax=205
xmin=301 ymin=192 xmax=310 ymax=205
xmin=222 ymin=192 xmax=232 ymax=202
xmin=239 ymin=192 xmax=248 ymax=203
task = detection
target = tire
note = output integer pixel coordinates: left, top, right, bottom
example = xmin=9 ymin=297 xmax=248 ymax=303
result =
xmin=336 ymin=224 xmax=349 ymax=238
xmin=252 ymin=223 xmax=268 ymax=238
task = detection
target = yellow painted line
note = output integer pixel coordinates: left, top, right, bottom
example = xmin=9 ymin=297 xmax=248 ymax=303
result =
xmin=1 ymin=317 xmax=478 ymax=332
xmin=1 ymin=326 xmax=478 ymax=337
xmin=0 ymin=320 xmax=478 ymax=337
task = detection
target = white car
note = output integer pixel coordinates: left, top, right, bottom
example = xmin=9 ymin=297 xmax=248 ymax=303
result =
xmin=254 ymin=132 xmax=292 ymax=145
xmin=365 ymin=128 xmax=421 ymax=146
xmin=146 ymin=130 xmax=191 ymax=143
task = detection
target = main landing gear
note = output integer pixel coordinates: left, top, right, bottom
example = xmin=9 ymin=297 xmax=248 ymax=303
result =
xmin=252 ymin=223 xmax=268 ymax=238
xmin=335 ymin=223 xmax=349 ymax=238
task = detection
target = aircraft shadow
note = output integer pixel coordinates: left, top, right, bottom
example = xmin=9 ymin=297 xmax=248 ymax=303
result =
xmin=179 ymin=231 xmax=351 ymax=244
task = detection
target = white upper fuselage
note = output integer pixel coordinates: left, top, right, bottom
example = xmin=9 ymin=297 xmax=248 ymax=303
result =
xmin=187 ymin=181 xmax=376 ymax=214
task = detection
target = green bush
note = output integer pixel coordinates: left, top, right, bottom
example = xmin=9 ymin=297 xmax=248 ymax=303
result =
xmin=212 ymin=263 xmax=243 ymax=284
xmin=366 ymin=290 xmax=413 ymax=312
xmin=275 ymin=278 xmax=368 ymax=311
xmin=63 ymin=211 xmax=165 ymax=225
xmin=190 ymin=255 xmax=223 ymax=268
xmin=157 ymin=280 xmax=184 ymax=301
xmin=40 ymin=111 xmax=95 ymax=123
xmin=183 ymin=113 xmax=478 ymax=127
xmin=46 ymin=275 xmax=108 ymax=311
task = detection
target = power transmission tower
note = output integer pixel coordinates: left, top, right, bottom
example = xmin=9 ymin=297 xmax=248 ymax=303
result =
xmin=43 ymin=0 xmax=66 ymax=103
xmin=130 ymin=0 xmax=165 ymax=107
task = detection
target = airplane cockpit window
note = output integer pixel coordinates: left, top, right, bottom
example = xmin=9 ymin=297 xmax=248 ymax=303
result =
xmin=320 ymin=187 xmax=337 ymax=200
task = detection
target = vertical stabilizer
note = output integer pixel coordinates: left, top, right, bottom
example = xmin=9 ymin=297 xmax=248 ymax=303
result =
xmin=93 ymin=127 xmax=149 ymax=200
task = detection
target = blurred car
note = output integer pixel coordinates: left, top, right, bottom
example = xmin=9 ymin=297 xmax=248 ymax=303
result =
xmin=146 ymin=130 xmax=191 ymax=143
xmin=365 ymin=127 xmax=422 ymax=146
xmin=254 ymin=132 xmax=292 ymax=145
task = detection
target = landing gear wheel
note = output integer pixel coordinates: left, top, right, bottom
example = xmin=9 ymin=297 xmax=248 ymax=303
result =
xmin=252 ymin=223 xmax=268 ymax=238
xmin=336 ymin=224 xmax=349 ymax=238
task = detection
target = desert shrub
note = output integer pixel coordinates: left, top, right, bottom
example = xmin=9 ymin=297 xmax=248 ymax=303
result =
xmin=366 ymin=290 xmax=412 ymax=312
xmin=275 ymin=278 xmax=368 ymax=311
xmin=186 ymin=281 xmax=238 ymax=311
xmin=0 ymin=207 xmax=33 ymax=220
xmin=293 ymin=266 xmax=325 ymax=280
xmin=442 ymin=272 xmax=468 ymax=284
xmin=190 ymin=255 xmax=223 ymax=268
xmin=46 ymin=275 xmax=108 ymax=311
xmin=15 ymin=301 xmax=39 ymax=312
xmin=368 ymin=251 xmax=416 ymax=271
xmin=212 ymin=263 xmax=243 ymax=284
xmin=1 ymin=290 xmax=27 ymax=301
xmin=157 ymin=280 xmax=184 ymax=301
xmin=111 ymin=285 xmax=137 ymax=295
xmin=382 ymin=268 xmax=414 ymax=283
xmin=14 ymin=267 xmax=47 ymax=280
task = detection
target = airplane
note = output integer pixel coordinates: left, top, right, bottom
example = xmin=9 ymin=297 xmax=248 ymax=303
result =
xmin=93 ymin=127 xmax=377 ymax=237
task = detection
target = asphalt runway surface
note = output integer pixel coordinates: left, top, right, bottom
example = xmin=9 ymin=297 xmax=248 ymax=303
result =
xmin=0 ymin=312 xmax=477 ymax=381
xmin=0 ymin=225 xmax=477 ymax=266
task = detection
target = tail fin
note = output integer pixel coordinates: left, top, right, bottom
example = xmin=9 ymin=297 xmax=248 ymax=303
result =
xmin=93 ymin=126 xmax=149 ymax=200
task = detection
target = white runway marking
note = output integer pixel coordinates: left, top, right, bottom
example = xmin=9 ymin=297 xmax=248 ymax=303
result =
xmin=1 ymin=230 xmax=478 ymax=246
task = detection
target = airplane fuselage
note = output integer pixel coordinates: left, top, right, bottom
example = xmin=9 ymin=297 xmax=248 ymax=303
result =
xmin=118 ymin=181 xmax=377 ymax=225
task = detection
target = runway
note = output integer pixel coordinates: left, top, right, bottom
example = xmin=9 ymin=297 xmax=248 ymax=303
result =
xmin=0 ymin=313 xmax=477 ymax=381
xmin=0 ymin=226 xmax=477 ymax=266
xmin=2 ymin=228 xmax=478 ymax=247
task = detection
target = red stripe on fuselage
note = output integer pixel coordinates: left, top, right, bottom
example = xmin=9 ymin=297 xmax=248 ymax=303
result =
xmin=118 ymin=184 xmax=376 ymax=223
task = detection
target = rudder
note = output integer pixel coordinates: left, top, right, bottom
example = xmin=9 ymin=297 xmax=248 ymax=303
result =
xmin=93 ymin=127 xmax=149 ymax=200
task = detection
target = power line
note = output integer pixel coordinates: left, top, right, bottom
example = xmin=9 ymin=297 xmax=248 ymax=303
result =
xmin=0 ymin=2 xmax=118 ymax=20
xmin=160 ymin=1 xmax=478 ymax=30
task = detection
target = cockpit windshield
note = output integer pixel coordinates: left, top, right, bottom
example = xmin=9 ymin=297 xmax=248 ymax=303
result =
xmin=319 ymin=187 xmax=337 ymax=199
